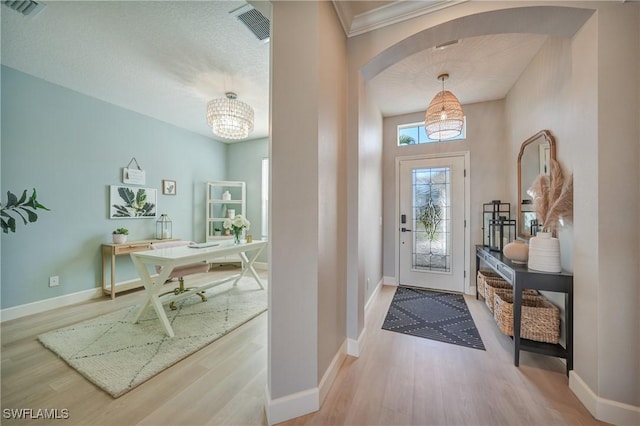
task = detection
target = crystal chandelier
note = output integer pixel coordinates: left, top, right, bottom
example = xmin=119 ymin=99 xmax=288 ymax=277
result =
xmin=206 ymin=92 xmax=254 ymax=140
xmin=425 ymin=73 xmax=464 ymax=140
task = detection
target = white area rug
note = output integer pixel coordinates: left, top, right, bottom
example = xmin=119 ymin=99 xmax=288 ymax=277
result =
xmin=38 ymin=278 xmax=267 ymax=398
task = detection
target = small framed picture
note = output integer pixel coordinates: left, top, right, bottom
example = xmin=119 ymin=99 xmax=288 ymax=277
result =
xmin=162 ymin=180 xmax=176 ymax=195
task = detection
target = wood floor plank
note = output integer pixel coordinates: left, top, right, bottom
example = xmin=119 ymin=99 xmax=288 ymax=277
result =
xmin=1 ymin=280 xmax=604 ymax=426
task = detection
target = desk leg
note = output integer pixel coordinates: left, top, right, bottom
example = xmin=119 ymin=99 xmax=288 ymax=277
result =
xmin=237 ymin=246 xmax=265 ymax=289
xmin=110 ymin=252 xmax=116 ymax=300
xmin=513 ymin=281 xmax=522 ymax=366
xmin=131 ymin=257 xmax=176 ymax=338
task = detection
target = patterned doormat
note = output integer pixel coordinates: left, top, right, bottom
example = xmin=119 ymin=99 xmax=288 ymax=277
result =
xmin=382 ymin=286 xmax=485 ymax=350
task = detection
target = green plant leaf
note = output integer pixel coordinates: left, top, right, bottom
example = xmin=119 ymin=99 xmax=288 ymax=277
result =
xmin=118 ymin=187 xmax=136 ymax=206
xmin=17 ymin=190 xmax=28 ymax=205
xmin=6 ymin=191 xmax=18 ymax=207
xmin=25 ymin=208 xmax=38 ymax=223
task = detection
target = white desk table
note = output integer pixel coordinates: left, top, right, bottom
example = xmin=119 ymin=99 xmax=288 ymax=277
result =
xmin=130 ymin=240 xmax=267 ymax=337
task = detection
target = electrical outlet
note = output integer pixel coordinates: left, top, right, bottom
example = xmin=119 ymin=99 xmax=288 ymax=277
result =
xmin=49 ymin=276 xmax=59 ymax=287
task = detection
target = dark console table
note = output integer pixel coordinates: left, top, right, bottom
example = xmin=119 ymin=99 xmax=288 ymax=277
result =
xmin=475 ymin=245 xmax=573 ymax=375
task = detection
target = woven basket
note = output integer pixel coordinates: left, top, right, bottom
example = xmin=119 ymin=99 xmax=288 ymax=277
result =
xmin=493 ymin=288 xmax=560 ymax=344
xmin=477 ymin=270 xmax=502 ymax=300
xmin=483 ymin=276 xmax=512 ymax=313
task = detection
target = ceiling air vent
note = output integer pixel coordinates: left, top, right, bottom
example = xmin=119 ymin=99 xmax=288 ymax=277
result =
xmin=231 ymin=5 xmax=270 ymax=43
xmin=2 ymin=0 xmax=46 ymax=17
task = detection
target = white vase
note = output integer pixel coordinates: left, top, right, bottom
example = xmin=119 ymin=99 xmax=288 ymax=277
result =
xmin=527 ymin=232 xmax=561 ymax=273
xmin=503 ymin=240 xmax=529 ymax=264
xmin=113 ymin=234 xmax=127 ymax=244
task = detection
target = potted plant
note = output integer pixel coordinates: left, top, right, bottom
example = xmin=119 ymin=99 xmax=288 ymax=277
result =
xmin=214 ymin=227 xmax=221 ymax=236
xmin=112 ymin=228 xmax=129 ymax=244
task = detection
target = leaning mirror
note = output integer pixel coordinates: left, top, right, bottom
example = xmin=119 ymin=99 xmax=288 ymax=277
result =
xmin=517 ymin=130 xmax=556 ymax=239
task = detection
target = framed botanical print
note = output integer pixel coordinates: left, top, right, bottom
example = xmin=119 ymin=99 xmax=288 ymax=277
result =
xmin=162 ymin=180 xmax=176 ymax=195
xmin=110 ymin=185 xmax=157 ymax=218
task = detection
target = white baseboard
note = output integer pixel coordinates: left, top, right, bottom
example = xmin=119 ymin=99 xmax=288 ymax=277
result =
xmin=570 ymin=371 xmax=640 ymax=425
xmin=1 ymin=287 xmax=102 ymax=322
xmin=265 ymin=339 xmax=347 ymax=424
xmin=383 ymin=275 xmax=397 ymax=286
xmin=319 ymin=339 xmax=347 ymax=404
xmin=264 ymin=385 xmax=318 ymax=426
xmin=346 ymin=327 xmax=366 ymax=357
xmin=365 ymin=277 xmax=383 ymax=313
xmin=347 ymin=278 xmax=381 ymax=358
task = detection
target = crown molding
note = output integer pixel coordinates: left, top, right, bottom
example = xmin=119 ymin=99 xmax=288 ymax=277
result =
xmin=334 ymin=0 xmax=468 ymax=38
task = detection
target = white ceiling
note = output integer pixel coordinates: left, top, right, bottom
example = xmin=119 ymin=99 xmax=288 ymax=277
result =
xmin=1 ymin=1 xmax=548 ymax=142
xmin=1 ymin=1 xmax=270 ymax=143
xmin=367 ymin=33 xmax=548 ymax=117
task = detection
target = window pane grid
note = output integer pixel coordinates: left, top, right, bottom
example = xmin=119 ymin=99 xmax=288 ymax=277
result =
xmin=411 ymin=166 xmax=451 ymax=272
xmin=398 ymin=120 xmax=466 ymax=146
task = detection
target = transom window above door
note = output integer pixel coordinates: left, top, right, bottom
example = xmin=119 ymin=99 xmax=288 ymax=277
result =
xmin=398 ymin=120 xmax=466 ymax=146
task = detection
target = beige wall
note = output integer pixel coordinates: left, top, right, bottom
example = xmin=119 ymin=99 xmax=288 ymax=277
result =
xmin=317 ymin=0 xmax=348 ymax=383
xmin=268 ymin=1 xmax=348 ymax=420
xmin=503 ymin=3 xmax=639 ymax=412
xmin=348 ymin=0 xmax=639 ymax=421
xmin=268 ymin=2 xmax=638 ymax=423
xmin=269 ymin=0 xmax=320 ymax=401
xmin=593 ymin=5 xmax=639 ymax=407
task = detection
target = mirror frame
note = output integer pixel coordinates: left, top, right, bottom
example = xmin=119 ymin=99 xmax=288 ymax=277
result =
xmin=517 ymin=130 xmax=556 ymax=240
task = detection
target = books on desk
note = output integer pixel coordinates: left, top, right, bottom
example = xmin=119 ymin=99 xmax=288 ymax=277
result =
xmin=188 ymin=242 xmax=220 ymax=249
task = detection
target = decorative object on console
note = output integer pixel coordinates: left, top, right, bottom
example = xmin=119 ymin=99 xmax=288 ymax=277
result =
xmin=112 ymin=228 xmax=128 ymax=244
xmin=206 ymin=92 xmax=254 ymax=140
xmin=527 ymin=159 xmax=574 ymax=235
xmin=526 ymin=159 xmax=573 ymax=272
xmin=488 ymin=217 xmax=516 ymax=252
xmin=502 ymin=240 xmax=529 ymax=264
xmin=528 ymin=231 xmax=561 ymax=273
xmin=424 ymin=73 xmax=464 ymax=140
xmin=156 ymin=214 xmax=172 ymax=240
xmin=482 ymin=200 xmax=511 ymax=251
xmin=223 ymin=214 xmax=250 ymax=245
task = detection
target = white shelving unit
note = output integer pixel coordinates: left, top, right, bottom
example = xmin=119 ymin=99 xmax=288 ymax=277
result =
xmin=206 ymin=180 xmax=246 ymax=243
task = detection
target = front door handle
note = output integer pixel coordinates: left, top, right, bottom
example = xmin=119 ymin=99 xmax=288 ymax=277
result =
xmin=401 ymin=227 xmax=412 ymax=232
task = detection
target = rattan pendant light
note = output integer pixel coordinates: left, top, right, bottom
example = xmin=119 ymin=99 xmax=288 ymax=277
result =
xmin=206 ymin=92 xmax=254 ymax=140
xmin=425 ymin=73 xmax=464 ymax=140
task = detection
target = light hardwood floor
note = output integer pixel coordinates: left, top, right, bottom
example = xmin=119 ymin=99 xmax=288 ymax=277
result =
xmin=1 ymin=274 xmax=604 ymax=426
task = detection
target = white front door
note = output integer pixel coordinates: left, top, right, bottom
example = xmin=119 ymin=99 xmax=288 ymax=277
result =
xmin=399 ymin=155 xmax=466 ymax=292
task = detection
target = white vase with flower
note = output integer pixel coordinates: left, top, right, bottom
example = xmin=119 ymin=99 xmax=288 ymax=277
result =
xmin=223 ymin=214 xmax=251 ymax=245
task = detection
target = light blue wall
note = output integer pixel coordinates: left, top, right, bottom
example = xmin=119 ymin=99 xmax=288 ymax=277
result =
xmin=226 ymin=137 xmax=269 ymax=262
xmin=1 ymin=66 xmax=227 ymax=308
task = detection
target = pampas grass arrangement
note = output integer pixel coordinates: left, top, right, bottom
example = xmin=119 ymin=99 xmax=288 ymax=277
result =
xmin=527 ymin=159 xmax=573 ymax=235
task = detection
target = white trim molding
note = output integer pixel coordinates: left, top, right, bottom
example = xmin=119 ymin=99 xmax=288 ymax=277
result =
xmin=1 ymin=287 xmax=102 ymax=322
xmin=265 ymin=341 xmax=347 ymax=425
xmin=383 ymin=275 xmax=397 ymax=286
xmin=265 ymin=386 xmax=318 ymax=426
xmin=319 ymin=340 xmax=347 ymax=404
xmin=570 ymin=371 xmax=640 ymax=425
xmin=394 ymin=151 xmax=471 ymax=293
xmin=346 ymin=327 xmax=366 ymax=357
xmin=365 ymin=278 xmax=383 ymax=312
